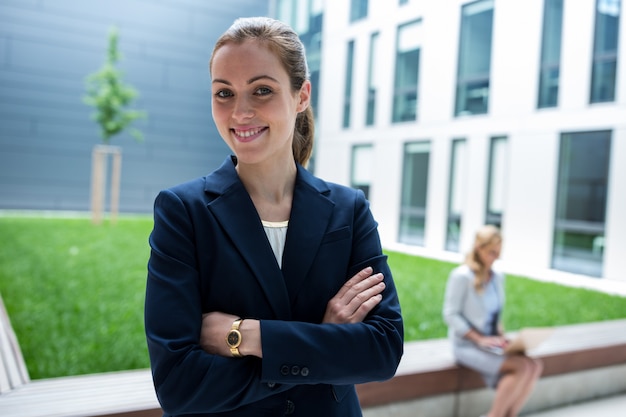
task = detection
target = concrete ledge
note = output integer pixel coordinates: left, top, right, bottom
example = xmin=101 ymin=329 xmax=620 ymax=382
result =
xmin=357 ymin=319 xmax=626 ymax=415
xmin=363 ymin=364 xmax=626 ymax=417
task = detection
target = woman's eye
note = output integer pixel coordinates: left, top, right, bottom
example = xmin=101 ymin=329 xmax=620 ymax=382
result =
xmin=215 ymin=90 xmax=233 ymax=98
xmin=255 ymin=87 xmax=272 ymax=96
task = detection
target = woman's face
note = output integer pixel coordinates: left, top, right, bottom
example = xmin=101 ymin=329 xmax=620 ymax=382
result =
xmin=477 ymin=241 xmax=501 ymax=270
xmin=210 ymin=39 xmax=310 ymax=167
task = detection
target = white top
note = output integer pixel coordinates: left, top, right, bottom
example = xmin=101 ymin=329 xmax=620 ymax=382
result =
xmin=262 ymin=220 xmax=288 ymax=268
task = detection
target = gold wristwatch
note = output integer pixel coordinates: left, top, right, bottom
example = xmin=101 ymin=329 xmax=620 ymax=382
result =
xmin=226 ymin=319 xmax=243 ymax=357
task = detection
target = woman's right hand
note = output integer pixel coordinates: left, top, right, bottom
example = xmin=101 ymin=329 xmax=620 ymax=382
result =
xmin=323 ymin=266 xmax=385 ymax=324
xmin=477 ymin=335 xmax=509 ymax=349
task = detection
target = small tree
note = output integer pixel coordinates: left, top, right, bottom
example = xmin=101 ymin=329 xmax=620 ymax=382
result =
xmin=83 ymin=26 xmax=146 ymax=143
xmin=84 ymin=26 xmax=146 ymax=224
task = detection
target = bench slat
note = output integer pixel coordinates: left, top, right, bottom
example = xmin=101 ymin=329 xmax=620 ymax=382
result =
xmin=0 ymin=293 xmax=30 ymax=394
xmin=0 ymin=369 xmax=161 ymax=417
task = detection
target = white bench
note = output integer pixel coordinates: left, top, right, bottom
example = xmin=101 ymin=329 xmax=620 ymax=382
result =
xmin=0 ymin=293 xmax=162 ymax=417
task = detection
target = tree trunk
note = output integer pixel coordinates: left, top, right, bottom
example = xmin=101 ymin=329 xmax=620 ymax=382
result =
xmin=90 ymin=144 xmax=122 ymax=224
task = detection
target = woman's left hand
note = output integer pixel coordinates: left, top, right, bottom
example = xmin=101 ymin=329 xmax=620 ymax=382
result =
xmin=322 ymin=266 xmax=385 ymax=324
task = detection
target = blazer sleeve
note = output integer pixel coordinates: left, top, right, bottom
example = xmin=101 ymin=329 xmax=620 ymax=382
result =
xmin=442 ymin=266 xmax=472 ymax=338
xmin=259 ymin=190 xmax=404 ymax=386
xmin=144 ymin=189 xmax=292 ymax=415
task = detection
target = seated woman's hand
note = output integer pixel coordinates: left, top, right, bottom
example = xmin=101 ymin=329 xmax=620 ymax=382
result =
xmin=478 ymin=335 xmax=509 ymax=349
xmin=323 ymin=266 xmax=385 ymax=324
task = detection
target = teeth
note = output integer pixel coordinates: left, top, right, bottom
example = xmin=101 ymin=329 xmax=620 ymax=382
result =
xmin=234 ymin=127 xmax=263 ymax=138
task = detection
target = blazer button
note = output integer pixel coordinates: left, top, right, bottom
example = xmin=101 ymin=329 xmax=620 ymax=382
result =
xmin=300 ymin=367 xmax=309 ymax=377
xmin=285 ymin=400 xmax=295 ymax=414
xmin=280 ymin=365 xmax=290 ymax=376
xmin=290 ymin=365 xmax=300 ymax=376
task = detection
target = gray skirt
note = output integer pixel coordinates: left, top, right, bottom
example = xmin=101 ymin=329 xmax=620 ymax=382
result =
xmin=453 ymin=343 xmax=506 ymax=388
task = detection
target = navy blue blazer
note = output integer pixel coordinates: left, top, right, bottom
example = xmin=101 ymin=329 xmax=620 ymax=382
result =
xmin=145 ymin=156 xmax=404 ymax=416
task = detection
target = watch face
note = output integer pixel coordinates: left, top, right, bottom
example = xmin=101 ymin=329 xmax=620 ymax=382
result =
xmin=227 ymin=330 xmax=241 ymax=347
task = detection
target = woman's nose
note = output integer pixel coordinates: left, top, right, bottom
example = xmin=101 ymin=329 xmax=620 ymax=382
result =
xmin=232 ymin=97 xmax=254 ymax=121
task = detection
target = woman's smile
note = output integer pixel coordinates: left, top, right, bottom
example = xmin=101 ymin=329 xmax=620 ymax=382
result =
xmin=232 ymin=126 xmax=267 ymax=142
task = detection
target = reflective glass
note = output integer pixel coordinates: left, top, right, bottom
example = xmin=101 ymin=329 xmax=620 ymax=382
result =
xmin=351 ymin=145 xmax=373 ymax=200
xmin=538 ymin=0 xmax=563 ymax=108
xmin=350 ymin=0 xmax=368 ymax=22
xmin=552 ymin=131 xmax=611 ymax=277
xmin=393 ymin=21 xmax=421 ymax=123
xmin=343 ymin=40 xmax=355 ymax=128
xmin=446 ymin=139 xmax=467 ymax=252
xmin=366 ymin=32 xmax=380 ymax=126
xmin=590 ymin=0 xmax=621 ymax=102
xmin=486 ymin=137 xmax=508 ymax=228
xmin=455 ymin=0 xmax=494 ymax=116
xmin=399 ymin=142 xmax=430 ymax=246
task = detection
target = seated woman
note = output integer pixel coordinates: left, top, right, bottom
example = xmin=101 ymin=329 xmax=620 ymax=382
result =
xmin=443 ymin=225 xmax=542 ymax=417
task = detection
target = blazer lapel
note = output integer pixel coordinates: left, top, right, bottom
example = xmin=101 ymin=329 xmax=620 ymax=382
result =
xmin=281 ymin=165 xmax=334 ymax=302
xmin=204 ymin=157 xmax=291 ymax=319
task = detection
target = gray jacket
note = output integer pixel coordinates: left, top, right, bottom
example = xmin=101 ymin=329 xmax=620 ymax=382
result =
xmin=442 ymin=264 xmax=505 ymax=345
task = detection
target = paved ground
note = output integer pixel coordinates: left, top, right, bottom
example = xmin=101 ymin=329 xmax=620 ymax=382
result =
xmin=524 ymin=394 xmax=626 ymax=416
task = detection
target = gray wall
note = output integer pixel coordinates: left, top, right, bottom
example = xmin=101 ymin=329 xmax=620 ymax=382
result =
xmin=0 ymin=0 xmax=268 ymax=213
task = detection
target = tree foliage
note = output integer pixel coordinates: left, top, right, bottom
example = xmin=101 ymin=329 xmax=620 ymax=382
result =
xmin=83 ymin=26 xmax=147 ymax=143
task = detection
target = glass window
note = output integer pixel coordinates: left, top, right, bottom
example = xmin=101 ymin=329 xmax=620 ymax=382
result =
xmin=350 ymin=0 xmax=368 ymax=22
xmin=590 ymin=0 xmax=621 ymax=103
xmin=277 ymin=0 xmax=323 ymax=172
xmin=277 ymin=0 xmax=323 ymax=114
xmin=351 ymin=144 xmax=373 ymax=200
xmin=446 ymin=139 xmax=467 ymax=252
xmin=538 ymin=0 xmax=564 ymax=108
xmin=343 ymin=40 xmax=355 ymax=128
xmin=276 ymin=0 xmax=294 ymax=24
xmin=552 ymin=131 xmax=611 ymax=277
xmin=399 ymin=142 xmax=430 ymax=246
xmin=277 ymin=0 xmax=309 ymax=30
xmin=455 ymin=0 xmax=494 ymax=116
xmin=392 ymin=20 xmax=421 ymax=123
xmin=366 ymin=32 xmax=380 ymax=126
xmin=486 ymin=136 xmax=508 ymax=228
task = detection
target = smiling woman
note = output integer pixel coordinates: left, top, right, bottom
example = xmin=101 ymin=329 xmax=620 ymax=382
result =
xmin=143 ymin=17 xmax=404 ymax=417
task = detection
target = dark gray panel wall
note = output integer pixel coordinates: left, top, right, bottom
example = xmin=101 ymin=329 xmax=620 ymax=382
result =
xmin=0 ymin=0 xmax=268 ymax=213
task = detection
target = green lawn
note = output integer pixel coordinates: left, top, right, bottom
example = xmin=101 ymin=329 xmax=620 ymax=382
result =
xmin=391 ymin=251 xmax=626 ymax=341
xmin=0 ymin=216 xmax=153 ymax=379
xmin=1 ymin=216 xmax=625 ymax=379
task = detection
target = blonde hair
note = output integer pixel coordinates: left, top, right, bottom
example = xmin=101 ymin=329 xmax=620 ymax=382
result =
xmin=209 ymin=17 xmax=315 ymax=167
xmin=465 ymin=225 xmax=502 ymax=292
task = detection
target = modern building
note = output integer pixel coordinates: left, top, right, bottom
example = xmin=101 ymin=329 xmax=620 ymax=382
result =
xmin=0 ymin=0 xmax=268 ymax=213
xmin=274 ymin=0 xmax=626 ymax=282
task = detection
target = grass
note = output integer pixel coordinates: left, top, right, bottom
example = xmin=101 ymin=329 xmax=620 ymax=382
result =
xmin=1 ymin=216 xmax=625 ymax=380
xmin=0 ymin=216 xmax=153 ymax=379
xmin=391 ymin=251 xmax=626 ymax=341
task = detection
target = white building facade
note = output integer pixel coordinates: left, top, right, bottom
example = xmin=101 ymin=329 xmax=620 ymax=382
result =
xmin=274 ymin=0 xmax=626 ymax=282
